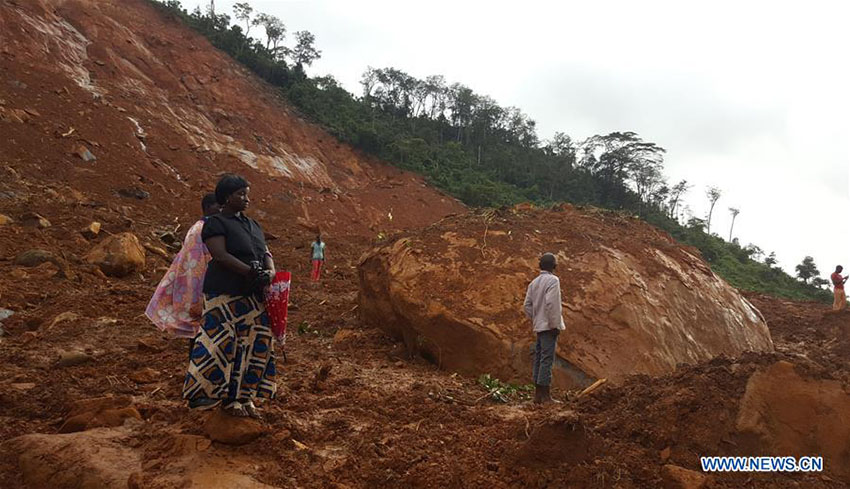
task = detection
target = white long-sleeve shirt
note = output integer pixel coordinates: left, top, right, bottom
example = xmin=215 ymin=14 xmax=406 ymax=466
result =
xmin=524 ymin=270 xmax=566 ymax=333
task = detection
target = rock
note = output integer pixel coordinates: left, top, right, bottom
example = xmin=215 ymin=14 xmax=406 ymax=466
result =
xmin=33 ymin=261 xmax=60 ymax=279
xmin=128 ymin=367 xmax=159 ymax=384
xmin=358 ymin=208 xmax=773 ymax=389
xmin=0 ymin=213 xmax=13 ymax=225
xmin=5 ymin=428 xmax=142 ymax=489
xmin=49 ymin=311 xmax=81 ymax=328
xmin=203 ymin=410 xmax=267 ymax=445
xmin=117 ymin=187 xmax=150 ymax=200
xmin=75 ymin=145 xmax=97 ymax=162
xmin=67 ymin=396 xmax=133 ymax=417
xmin=661 ymin=465 xmax=708 ymax=489
xmin=59 ymin=395 xmax=139 ymax=433
xmin=0 ymin=308 xmax=14 ymax=321
xmin=55 ymin=350 xmax=93 ymax=368
xmin=60 ymin=407 xmax=142 ymax=433
xmin=158 ymin=231 xmax=179 ymax=246
xmin=85 ymin=232 xmax=145 ymax=277
xmin=81 ymin=221 xmax=101 ymax=239
xmin=660 ymin=446 xmax=672 ymax=462
xmin=19 ymin=212 xmax=51 ymax=228
xmin=332 ymin=328 xmax=358 ymax=348
xmin=136 ymin=337 xmax=163 ymax=352
xmin=11 ymin=382 xmax=37 ymax=391
xmin=14 ymin=249 xmax=57 ymax=267
xmin=20 ymin=331 xmax=38 ymax=344
xmin=143 ymin=242 xmax=170 ymax=259
xmin=736 ymin=360 xmax=850 ymax=481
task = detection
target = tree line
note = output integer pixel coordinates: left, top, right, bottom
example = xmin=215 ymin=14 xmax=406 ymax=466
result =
xmin=148 ymin=0 xmax=830 ymax=302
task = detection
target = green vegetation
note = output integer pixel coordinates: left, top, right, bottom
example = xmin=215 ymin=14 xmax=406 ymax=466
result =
xmin=147 ymin=0 xmax=830 ymax=302
xmin=477 ymin=374 xmax=533 ymax=403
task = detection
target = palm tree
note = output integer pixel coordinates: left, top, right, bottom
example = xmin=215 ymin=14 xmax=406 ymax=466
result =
xmin=728 ymin=207 xmax=740 ymax=242
xmin=705 ymin=186 xmax=721 ymax=234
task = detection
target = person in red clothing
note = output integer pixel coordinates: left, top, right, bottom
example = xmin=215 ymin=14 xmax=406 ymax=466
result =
xmin=831 ymin=265 xmax=848 ymax=311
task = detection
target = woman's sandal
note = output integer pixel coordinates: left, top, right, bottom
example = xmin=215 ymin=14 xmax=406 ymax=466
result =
xmin=243 ymin=401 xmax=263 ymax=421
xmin=223 ymin=401 xmax=249 ymax=418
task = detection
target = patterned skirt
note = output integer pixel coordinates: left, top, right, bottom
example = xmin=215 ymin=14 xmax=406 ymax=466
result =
xmin=182 ymin=293 xmax=277 ymax=402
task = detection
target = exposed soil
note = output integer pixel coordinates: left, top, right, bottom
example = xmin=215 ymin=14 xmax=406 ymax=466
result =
xmin=1 ymin=1 xmax=849 ymax=487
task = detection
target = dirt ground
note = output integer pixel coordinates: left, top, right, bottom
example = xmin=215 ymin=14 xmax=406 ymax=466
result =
xmin=2 ymin=0 xmax=850 ymax=487
xmin=2 ymin=216 xmax=849 ymax=488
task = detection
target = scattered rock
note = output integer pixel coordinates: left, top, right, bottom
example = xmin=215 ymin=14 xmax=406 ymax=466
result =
xmin=14 ymin=249 xmax=57 ymax=267
xmin=143 ymin=242 xmax=170 ymax=259
xmin=60 ymin=407 xmax=142 ymax=433
xmin=20 ymin=331 xmax=38 ymax=344
xmin=67 ymin=396 xmax=133 ymax=417
xmin=0 ymin=213 xmax=13 ymax=225
xmin=0 ymin=308 xmax=14 ymax=321
xmin=75 ymin=145 xmax=97 ymax=162
xmin=33 ymin=261 xmax=60 ymax=279
xmin=59 ymin=395 xmax=141 ymax=433
xmin=10 ymin=268 xmax=28 ymax=279
xmin=81 ymin=221 xmax=101 ymax=239
xmin=117 ymin=187 xmax=150 ymax=200
xmin=332 ymin=328 xmax=357 ymax=348
xmin=158 ymin=231 xmax=179 ymax=247
xmin=128 ymin=367 xmax=159 ymax=384
xmin=661 ymin=464 xmax=708 ymax=489
xmin=19 ymin=212 xmax=51 ymax=228
xmin=85 ymin=232 xmax=145 ymax=277
xmin=136 ymin=337 xmax=163 ymax=352
xmin=55 ymin=350 xmax=93 ymax=368
xmin=49 ymin=311 xmax=81 ymax=328
xmin=203 ymin=410 xmax=267 ymax=445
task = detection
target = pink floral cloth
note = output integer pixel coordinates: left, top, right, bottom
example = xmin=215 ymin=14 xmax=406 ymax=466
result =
xmin=145 ymin=220 xmax=210 ymax=338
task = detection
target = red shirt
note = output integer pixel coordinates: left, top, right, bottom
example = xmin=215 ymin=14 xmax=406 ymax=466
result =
xmin=832 ymin=272 xmax=845 ymax=290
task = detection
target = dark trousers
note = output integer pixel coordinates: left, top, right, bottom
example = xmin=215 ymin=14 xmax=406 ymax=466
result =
xmin=532 ymin=329 xmax=559 ymax=386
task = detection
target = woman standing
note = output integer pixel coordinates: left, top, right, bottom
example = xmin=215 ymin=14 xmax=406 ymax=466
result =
xmin=183 ymin=174 xmax=277 ymax=418
xmin=310 ymin=234 xmax=326 ymax=282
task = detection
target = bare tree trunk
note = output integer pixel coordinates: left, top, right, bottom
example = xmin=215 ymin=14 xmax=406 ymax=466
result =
xmin=729 ymin=214 xmax=737 ymax=242
xmin=707 ymin=202 xmax=716 ymax=234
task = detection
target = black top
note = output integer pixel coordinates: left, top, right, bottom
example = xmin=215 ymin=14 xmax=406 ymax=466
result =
xmin=202 ymin=213 xmax=268 ymax=296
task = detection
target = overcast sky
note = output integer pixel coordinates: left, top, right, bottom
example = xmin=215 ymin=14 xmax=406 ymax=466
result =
xmin=188 ymin=0 xmax=849 ymax=278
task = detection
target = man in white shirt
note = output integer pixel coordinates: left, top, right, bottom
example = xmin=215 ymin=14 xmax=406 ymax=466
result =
xmin=523 ymin=252 xmax=566 ymax=403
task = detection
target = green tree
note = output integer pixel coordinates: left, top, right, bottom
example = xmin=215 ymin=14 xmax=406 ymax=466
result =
xmin=232 ymin=2 xmax=253 ymax=36
xmin=765 ymin=252 xmax=777 ymax=267
xmin=292 ymin=30 xmax=321 ymax=67
xmin=795 ymin=256 xmax=820 ymax=284
xmin=253 ymin=13 xmax=286 ymax=56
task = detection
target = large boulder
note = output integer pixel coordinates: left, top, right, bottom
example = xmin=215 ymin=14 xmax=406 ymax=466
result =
xmin=736 ymin=361 xmax=850 ymax=481
xmin=85 ymin=232 xmax=145 ymax=277
xmin=358 ymin=207 xmax=773 ymax=389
